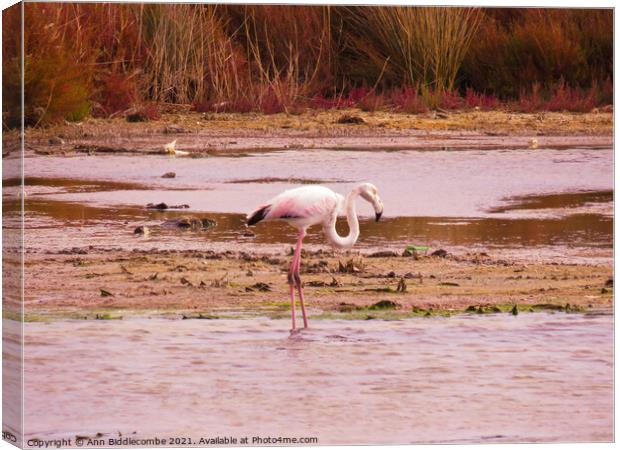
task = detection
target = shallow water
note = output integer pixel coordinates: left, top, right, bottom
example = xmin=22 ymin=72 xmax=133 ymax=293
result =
xmin=22 ymin=313 xmax=612 ymax=444
xmin=7 ymin=148 xmax=614 ymax=260
xmin=21 ymin=148 xmax=613 ymax=217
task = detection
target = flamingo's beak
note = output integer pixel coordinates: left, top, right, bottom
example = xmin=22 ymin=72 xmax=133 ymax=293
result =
xmin=375 ymin=211 xmax=382 ymax=222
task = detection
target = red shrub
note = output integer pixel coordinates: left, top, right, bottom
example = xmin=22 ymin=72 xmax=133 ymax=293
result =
xmin=464 ymin=88 xmax=500 ymax=110
xmin=544 ymin=81 xmax=596 ymax=112
xmin=357 ymin=91 xmax=385 ymax=112
xmin=93 ymin=73 xmax=138 ymax=117
xmin=391 ymin=85 xmax=427 ymax=114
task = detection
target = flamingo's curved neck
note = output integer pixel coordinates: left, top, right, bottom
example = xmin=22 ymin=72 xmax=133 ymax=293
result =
xmin=323 ymin=189 xmax=360 ymax=248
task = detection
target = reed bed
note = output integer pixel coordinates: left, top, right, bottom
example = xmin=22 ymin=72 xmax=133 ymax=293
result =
xmin=2 ymin=4 xmax=613 ymax=127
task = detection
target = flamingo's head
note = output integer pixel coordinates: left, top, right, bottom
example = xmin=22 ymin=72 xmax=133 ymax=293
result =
xmin=357 ymin=182 xmax=384 ymax=222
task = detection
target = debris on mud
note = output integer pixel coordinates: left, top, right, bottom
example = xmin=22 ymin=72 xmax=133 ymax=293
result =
xmin=368 ymin=300 xmax=399 ymax=310
xmin=48 ymin=136 xmax=65 ymax=145
xmin=161 ymin=172 xmax=176 ymax=178
xmin=146 ymin=202 xmax=190 ymax=210
xmin=431 ymin=249 xmax=449 ymax=258
xmin=396 ymin=278 xmax=407 ymax=292
xmin=126 ymin=109 xmax=149 ymax=122
xmin=162 ymin=217 xmax=203 ymax=230
xmin=402 ymin=248 xmax=419 ymax=258
xmin=201 ymin=218 xmax=217 ymax=228
xmin=337 ymin=114 xmax=365 ymax=125
xmin=368 ymin=250 xmax=398 ymax=258
xmin=338 ymin=258 xmax=364 ymax=273
xmin=210 ymin=273 xmax=229 ymax=288
xmin=246 ymin=282 xmax=271 ymax=292
xmin=163 ymin=124 xmax=187 ymax=134
xmin=307 ymin=276 xmax=341 ymax=288
xmin=100 ymin=289 xmax=114 ymax=297
xmin=133 ymin=226 xmax=149 ymax=236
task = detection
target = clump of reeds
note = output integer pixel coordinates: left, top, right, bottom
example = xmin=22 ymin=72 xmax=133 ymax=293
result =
xmin=2 ymin=4 xmax=613 ymax=127
xmin=342 ymin=6 xmax=482 ymax=92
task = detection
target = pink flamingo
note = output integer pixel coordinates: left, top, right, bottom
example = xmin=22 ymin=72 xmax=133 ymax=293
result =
xmin=247 ymin=183 xmax=384 ymax=332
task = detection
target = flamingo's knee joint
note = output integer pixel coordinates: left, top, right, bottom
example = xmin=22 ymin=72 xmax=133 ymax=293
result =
xmin=288 ymin=272 xmax=302 ymax=287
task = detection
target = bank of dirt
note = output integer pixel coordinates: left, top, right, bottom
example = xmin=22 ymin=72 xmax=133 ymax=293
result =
xmin=8 ymin=109 xmax=613 ymax=157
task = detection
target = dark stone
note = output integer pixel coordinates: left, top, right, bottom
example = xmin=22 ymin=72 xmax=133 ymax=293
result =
xmin=337 ymin=114 xmax=365 ymax=124
xmin=161 ymin=172 xmax=176 ymax=178
xmin=431 ymin=249 xmax=448 ymax=258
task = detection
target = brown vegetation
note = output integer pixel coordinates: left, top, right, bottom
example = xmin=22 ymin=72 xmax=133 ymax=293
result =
xmin=2 ymin=5 xmax=613 ymax=127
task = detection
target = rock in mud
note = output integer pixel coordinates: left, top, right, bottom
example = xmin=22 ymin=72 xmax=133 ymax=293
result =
xmin=100 ymin=289 xmax=114 ymax=297
xmin=161 ymin=172 xmax=176 ymax=178
xmin=605 ymin=277 xmax=613 ymax=287
xmin=133 ymin=226 xmax=149 ymax=236
xmin=368 ymin=250 xmax=398 ymax=258
xmin=431 ymin=249 xmax=449 ymax=258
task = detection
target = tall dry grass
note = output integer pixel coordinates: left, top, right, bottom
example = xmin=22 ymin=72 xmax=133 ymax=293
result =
xmin=342 ymin=6 xmax=482 ymax=91
xmin=227 ymin=5 xmax=335 ymax=113
xmin=140 ymin=4 xmax=243 ymax=104
xmin=2 ymin=4 xmax=613 ymax=126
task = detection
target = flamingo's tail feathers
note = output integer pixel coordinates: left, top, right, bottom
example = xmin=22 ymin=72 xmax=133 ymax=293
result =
xmin=247 ymin=205 xmax=270 ymax=226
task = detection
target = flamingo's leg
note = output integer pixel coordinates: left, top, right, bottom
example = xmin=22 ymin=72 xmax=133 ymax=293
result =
xmin=289 ymin=283 xmax=296 ymax=332
xmin=288 ymin=229 xmax=306 ymax=332
xmin=295 ymin=240 xmax=309 ymax=328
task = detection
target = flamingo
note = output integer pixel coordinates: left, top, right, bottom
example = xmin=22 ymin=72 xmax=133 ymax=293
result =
xmin=246 ymin=183 xmax=384 ymax=332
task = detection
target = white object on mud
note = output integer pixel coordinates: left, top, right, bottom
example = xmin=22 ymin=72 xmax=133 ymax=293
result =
xmin=165 ymin=139 xmax=189 ymax=157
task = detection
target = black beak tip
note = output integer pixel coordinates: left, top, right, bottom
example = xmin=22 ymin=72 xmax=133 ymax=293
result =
xmin=375 ymin=212 xmax=382 ymax=222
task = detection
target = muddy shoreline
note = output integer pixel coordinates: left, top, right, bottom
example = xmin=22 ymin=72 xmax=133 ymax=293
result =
xmin=16 ymin=245 xmax=612 ymax=322
xmin=3 ymin=110 xmax=614 ymax=321
xmin=5 ymin=109 xmax=613 ymax=157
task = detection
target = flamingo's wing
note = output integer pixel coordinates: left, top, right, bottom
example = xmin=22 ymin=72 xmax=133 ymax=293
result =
xmin=247 ymin=185 xmax=340 ymax=226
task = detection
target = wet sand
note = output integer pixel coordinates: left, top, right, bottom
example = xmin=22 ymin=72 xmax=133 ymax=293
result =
xmin=22 ymin=314 xmax=613 ymax=444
